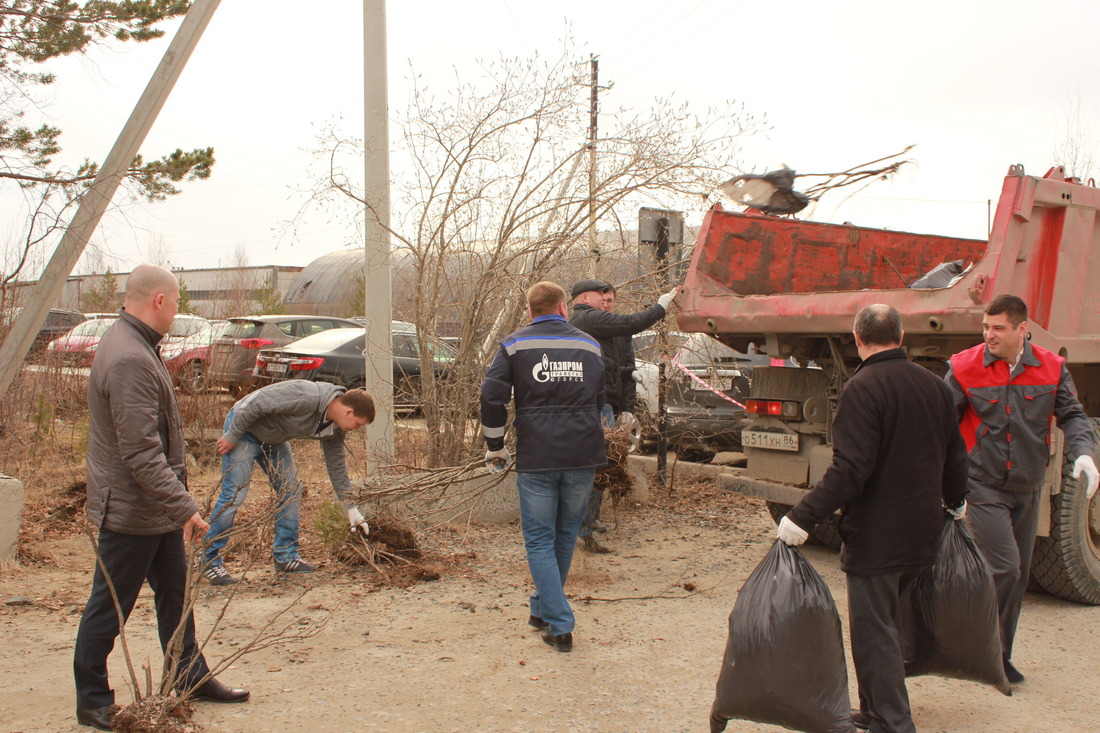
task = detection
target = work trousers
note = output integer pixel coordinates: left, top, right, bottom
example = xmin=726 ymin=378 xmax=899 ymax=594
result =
xmin=847 ymin=570 xmax=921 ymax=733
xmin=74 ymin=527 xmax=209 ymax=709
xmin=578 ymin=406 xmax=615 ymax=538
xmin=965 ymin=481 xmax=1039 ymax=659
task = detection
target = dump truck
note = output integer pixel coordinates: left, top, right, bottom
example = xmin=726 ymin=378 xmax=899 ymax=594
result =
xmin=675 ymin=164 xmax=1100 ymax=604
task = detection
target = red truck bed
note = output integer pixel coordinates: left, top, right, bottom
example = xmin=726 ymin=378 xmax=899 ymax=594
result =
xmin=676 ymin=165 xmax=1100 ymax=364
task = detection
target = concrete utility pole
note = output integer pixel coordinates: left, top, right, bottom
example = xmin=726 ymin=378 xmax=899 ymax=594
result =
xmin=0 ymin=0 xmax=222 ymax=404
xmin=363 ymin=0 xmax=394 ymax=463
xmin=587 ymin=56 xmax=599 ymax=277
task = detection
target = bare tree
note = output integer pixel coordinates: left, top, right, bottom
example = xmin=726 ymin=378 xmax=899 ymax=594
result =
xmin=1052 ymin=85 xmax=1098 ymax=181
xmin=300 ymin=46 xmax=763 ymax=466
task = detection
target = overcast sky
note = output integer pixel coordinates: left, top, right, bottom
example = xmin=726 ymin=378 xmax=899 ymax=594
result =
xmin=6 ymin=0 xmax=1099 ymax=275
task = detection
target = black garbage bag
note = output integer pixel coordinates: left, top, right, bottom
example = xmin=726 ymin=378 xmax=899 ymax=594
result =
xmin=909 ymin=259 xmax=965 ymax=288
xmin=710 ymin=540 xmax=857 ymax=733
xmin=900 ymin=517 xmax=1011 ymax=695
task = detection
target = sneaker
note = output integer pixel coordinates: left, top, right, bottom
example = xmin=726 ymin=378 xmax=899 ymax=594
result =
xmin=528 ymin=615 xmax=549 ymax=631
xmin=1003 ymin=656 xmax=1025 ymax=684
xmin=541 ymin=631 xmax=573 ymax=652
xmin=274 ymin=558 xmax=317 ymax=574
xmin=202 ymin=564 xmax=238 ymax=586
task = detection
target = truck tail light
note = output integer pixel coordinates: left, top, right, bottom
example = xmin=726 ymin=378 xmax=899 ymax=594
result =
xmin=239 ymin=338 xmax=274 ymax=349
xmin=746 ymin=399 xmax=800 ymax=417
xmin=290 ymin=357 xmax=324 ymax=371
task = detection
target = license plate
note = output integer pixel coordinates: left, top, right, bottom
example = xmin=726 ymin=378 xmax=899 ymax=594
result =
xmin=742 ymin=430 xmax=799 ymax=451
xmin=266 ymin=362 xmax=287 ymax=375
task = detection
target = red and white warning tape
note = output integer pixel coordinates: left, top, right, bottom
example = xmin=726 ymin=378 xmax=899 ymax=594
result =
xmin=668 ymin=356 xmax=746 ymax=409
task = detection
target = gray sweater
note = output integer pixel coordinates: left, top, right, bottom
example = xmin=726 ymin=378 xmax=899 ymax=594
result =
xmin=221 ymin=381 xmax=355 ymax=505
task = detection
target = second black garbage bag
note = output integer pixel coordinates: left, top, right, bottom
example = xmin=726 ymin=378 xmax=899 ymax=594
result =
xmin=901 ymin=517 xmax=1011 ymax=695
xmin=710 ymin=540 xmax=857 ymax=733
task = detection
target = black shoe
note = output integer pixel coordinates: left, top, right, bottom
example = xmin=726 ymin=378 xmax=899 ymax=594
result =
xmin=850 ymin=709 xmax=871 ymax=730
xmin=202 ymin=564 xmax=238 ymax=586
xmin=274 ymin=558 xmax=316 ymax=573
xmin=580 ymin=535 xmax=610 ymax=554
xmin=592 ymin=519 xmax=613 ymax=534
xmin=1003 ymin=657 xmax=1025 ymax=684
xmin=528 ymin=615 xmax=549 ymax=631
xmin=542 ymin=631 xmax=573 ymax=652
xmin=76 ymin=704 xmax=118 ymax=730
xmin=185 ymin=677 xmax=250 ymax=703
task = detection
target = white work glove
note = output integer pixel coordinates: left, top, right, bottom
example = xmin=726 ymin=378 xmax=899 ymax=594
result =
xmin=1073 ymin=455 xmax=1099 ymax=499
xmin=656 ymin=286 xmax=679 ymax=311
xmin=946 ymin=500 xmax=967 ymax=520
xmin=485 ymin=448 xmax=510 ymax=473
xmin=346 ymin=506 xmax=370 ymax=537
xmin=777 ymin=515 xmax=809 ymax=546
xmin=631 ymin=370 xmax=643 ymax=384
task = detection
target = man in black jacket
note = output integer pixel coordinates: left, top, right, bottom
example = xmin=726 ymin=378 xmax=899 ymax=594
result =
xmin=778 ymin=304 xmax=968 ymax=733
xmin=570 ymin=279 xmax=677 ymax=552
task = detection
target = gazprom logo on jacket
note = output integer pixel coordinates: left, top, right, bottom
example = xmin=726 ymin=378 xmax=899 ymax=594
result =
xmin=532 ymin=354 xmax=585 ymax=382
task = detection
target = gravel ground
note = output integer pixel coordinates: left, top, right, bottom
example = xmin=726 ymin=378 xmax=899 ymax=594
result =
xmin=2 ymin=482 xmax=1097 ymax=732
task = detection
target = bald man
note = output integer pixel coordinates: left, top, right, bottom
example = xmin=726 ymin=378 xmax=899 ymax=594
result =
xmin=777 ymin=304 xmax=968 ymax=733
xmin=74 ymin=265 xmax=248 ymax=731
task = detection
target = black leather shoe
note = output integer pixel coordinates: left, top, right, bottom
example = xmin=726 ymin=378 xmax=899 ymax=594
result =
xmin=581 ymin=535 xmax=610 ymax=554
xmin=1003 ymin=657 xmax=1025 ymax=684
xmin=542 ymin=631 xmax=573 ymax=652
xmin=188 ymin=677 xmax=250 ymax=703
xmin=528 ymin=615 xmax=548 ymax=631
xmin=850 ymin=709 xmax=871 ymax=730
xmin=77 ymin=704 xmax=118 ymax=731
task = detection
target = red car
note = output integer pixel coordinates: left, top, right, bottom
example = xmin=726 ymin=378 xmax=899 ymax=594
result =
xmin=161 ymin=319 xmax=229 ymax=393
xmin=46 ymin=317 xmax=118 ymax=366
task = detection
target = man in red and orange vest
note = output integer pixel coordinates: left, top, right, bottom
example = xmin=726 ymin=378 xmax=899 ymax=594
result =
xmin=945 ymin=294 xmax=1098 ymax=686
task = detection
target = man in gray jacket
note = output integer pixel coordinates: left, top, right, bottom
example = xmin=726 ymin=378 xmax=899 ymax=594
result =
xmin=203 ymin=380 xmax=375 ymax=584
xmin=75 ymin=265 xmax=248 ymax=732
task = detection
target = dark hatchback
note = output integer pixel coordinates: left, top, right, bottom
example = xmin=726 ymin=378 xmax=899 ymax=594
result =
xmin=253 ymin=322 xmax=456 ymax=411
xmin=208 ymin=315 xmax=361 ymax=396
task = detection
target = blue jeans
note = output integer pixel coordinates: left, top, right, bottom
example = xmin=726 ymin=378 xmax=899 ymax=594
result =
xmin=205 ymin=410 xmax=302 ymax=565
xmin=516 ymin=469 xmax=595 ymax=636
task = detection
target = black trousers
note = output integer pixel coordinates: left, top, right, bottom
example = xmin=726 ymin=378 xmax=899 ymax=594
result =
xmin=848 ymin=570 xmax=921 ymax=733
xmin=74 ymin=527 xmax=209 ymax=709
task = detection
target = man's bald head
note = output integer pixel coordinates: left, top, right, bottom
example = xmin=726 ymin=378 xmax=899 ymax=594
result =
xmin=124 ymin=264 xmax=179 ymax=335
xmin=125 ymin=264 xmax=178 ymax=305
xmin=853 ymin=303 xmax=902 ymax=347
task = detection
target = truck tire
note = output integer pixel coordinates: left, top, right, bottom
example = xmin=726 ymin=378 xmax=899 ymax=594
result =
xmin=1029 ymin=429 xmax=1100 ymax=605
xmin=766 ymin=501 xmax=843 ymax=550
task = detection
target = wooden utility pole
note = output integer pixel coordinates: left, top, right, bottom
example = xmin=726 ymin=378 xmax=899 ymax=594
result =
xmin=362 ymin=0 xmax=394 ymax=463
xmin=0 ymin=0 xmax=222 ymax=405
xmin=587 ymin=56 xmax=599 ymax=276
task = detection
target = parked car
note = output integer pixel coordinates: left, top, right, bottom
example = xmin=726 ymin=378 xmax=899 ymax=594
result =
xmin=45 ymin=316 xmax=118 ymax=366
xmin=633 ymin=332 xmax=778 ymax=457
xmin=207 ymin=315 xmax=362 ymax=396
xmin=253 ymin=321 xmax=456 ymax=411
xmin=10 ymin=307 xmax=87 ymax=359
xmin=161 ymin=319 xmax=229 ymax=394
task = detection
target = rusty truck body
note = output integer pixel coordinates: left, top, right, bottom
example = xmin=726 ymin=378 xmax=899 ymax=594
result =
xmin=676 ymin=164 xmax=1100 ymax=604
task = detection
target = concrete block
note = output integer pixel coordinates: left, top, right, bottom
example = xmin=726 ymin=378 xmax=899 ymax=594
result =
xmin=0 ymin=474 xmax=25 ymax=561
